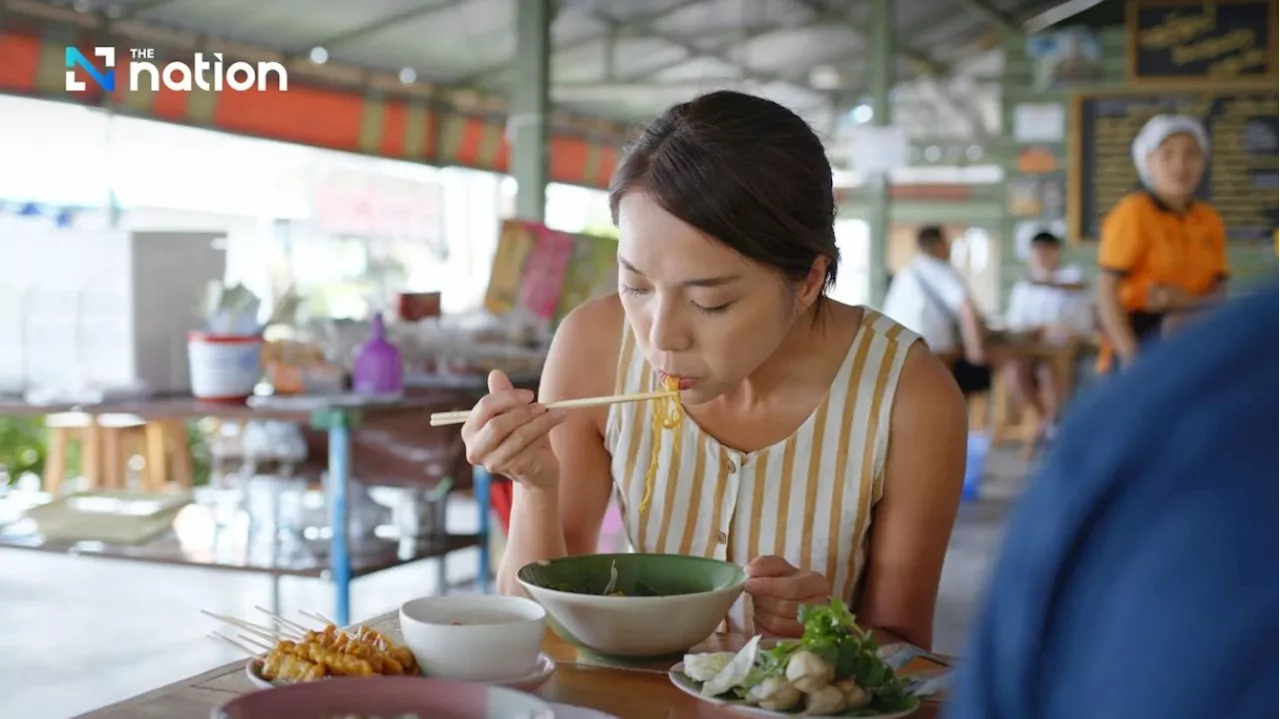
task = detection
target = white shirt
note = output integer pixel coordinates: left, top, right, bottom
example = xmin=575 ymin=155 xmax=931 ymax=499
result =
xmin=1005 ymin=264 xmax=1094 ymax=337
xmin=881 ymin=254 xmax=970 ymax=353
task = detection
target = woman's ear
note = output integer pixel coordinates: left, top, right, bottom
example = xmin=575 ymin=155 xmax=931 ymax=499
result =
xmin=796 ymin=256 xmax=831 ymax=308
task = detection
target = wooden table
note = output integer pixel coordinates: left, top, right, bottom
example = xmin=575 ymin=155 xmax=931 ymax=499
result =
xmin=76 ymin=613 xmax=944 ymax=719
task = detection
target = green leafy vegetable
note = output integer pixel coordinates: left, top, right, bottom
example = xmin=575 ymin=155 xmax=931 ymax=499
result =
xmin=722 ymin=598 xmax=915 ymax=713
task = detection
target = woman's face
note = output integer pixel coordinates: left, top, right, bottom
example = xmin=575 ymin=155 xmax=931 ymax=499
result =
xmin=615 ymin=192 xmax=808 ymax=405
xmin=1146 ymin=132 xmax=1206 ymax=200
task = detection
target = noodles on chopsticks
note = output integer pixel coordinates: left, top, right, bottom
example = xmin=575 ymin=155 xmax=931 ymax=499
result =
xmin=639 ymin=374 xmax=685 ymax=514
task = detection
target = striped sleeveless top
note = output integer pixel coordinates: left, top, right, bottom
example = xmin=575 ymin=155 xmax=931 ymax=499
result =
xmin=604 ymin=309 xmax=920 ymax=634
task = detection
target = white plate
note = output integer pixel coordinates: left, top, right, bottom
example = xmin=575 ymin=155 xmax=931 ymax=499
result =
xmin=548 ymin=703 xmax=621 ymax=719
xmin=245 ymin=652 xmax=556 ymax=692
xmin=491 ymin=652 xmax=556 ymax=692
xmin=667 ymin=661 xmax=920 ymax=719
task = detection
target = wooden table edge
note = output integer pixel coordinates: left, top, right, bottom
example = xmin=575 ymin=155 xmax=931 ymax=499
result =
xmin=72 ymin=611 xmax=948 ymax=719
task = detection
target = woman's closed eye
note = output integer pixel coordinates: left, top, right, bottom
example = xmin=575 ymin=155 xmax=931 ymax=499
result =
xmin=622 ymin=285 xmax=733 ymax=314
xmin=693 ymin=301 xmax=733 ymax=314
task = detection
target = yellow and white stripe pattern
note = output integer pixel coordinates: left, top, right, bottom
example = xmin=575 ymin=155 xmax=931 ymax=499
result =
xmin=604 ymin=309 xmax=919 ymax=633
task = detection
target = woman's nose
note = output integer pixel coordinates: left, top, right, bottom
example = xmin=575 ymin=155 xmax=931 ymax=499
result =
xmin=649 ymin=300 xmax=691 ymax=353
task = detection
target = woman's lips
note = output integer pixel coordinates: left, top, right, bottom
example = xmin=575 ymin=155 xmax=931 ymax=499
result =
xmin=657 ymin=371 xmax=697 ymax=390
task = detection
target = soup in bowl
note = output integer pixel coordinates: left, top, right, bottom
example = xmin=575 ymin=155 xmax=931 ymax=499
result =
xmin=398 ymin=595 xmax=545 ymax=682
xmin=517 ymin=553 xmax=747 ymax=660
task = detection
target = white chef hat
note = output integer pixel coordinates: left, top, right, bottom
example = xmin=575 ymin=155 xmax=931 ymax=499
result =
xmin=1131 ymin=114 xmax=1210 ymax=187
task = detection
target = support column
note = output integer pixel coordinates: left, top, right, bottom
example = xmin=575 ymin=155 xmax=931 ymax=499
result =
xmin=866 ymin=0 xmax=894 ymax=306
xmin=510 ymin=0 xmax=552 ymax=222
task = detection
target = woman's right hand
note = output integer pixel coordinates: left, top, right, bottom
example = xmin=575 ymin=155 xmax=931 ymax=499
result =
xmin=461 ymin=370 xmax=566 ymax=489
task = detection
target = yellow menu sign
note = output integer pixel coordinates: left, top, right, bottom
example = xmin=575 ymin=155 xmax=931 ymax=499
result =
xmin=484 ymin=220 xmax=538 ymax=315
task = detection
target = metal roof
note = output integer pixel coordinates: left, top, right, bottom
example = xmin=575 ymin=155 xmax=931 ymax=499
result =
xmin=35 ymin=0 xmax=1064 ymax=142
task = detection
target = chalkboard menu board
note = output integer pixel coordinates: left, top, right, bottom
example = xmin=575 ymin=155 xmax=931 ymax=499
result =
xmin=1071 ymin=91 xmax=1279 ymax=242
xmin=1128 ymin=0 xmax=1277 ymax=80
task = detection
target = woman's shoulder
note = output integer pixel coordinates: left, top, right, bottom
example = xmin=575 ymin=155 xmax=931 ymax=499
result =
xmin=845 ymin=303 xmax=961 ymax=413
xmin=542 ymin=293 xmax=626 ymax=401
xmin=891 ymin=342 xmax=966 ymax=434
xmin=859 ymin=305 xmax=923 ymax=344
xmin=1189 ymin=200 xmax=1225 ymax=226
xmin=1109 ymin=191 xmax=1155 ymax=216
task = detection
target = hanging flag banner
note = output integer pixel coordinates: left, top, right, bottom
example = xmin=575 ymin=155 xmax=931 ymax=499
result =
xmin=517 ymin=227 xmax=575 ymax=322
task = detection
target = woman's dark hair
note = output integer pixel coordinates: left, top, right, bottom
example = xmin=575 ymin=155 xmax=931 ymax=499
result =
xmin=609 ymin=90 xmax=839 ymax=302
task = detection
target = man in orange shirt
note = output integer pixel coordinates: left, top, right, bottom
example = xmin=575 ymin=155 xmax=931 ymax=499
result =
xmin=1095 ymin=115 xmax=1227 ymax=372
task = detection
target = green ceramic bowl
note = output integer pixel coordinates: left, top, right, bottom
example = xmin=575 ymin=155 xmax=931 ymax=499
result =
xmin=516 ymin=553 xmax=747 ymax=660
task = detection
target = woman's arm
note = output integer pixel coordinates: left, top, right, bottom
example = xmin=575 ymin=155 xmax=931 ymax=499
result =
xmin=495 ymin=296 xmax=622 ymax=596
xmin=1096 ymin=199 xmax=1148 ymax=365
xmin=855 ymin=345 xmax=966 ymax=650
xmin=1096 ymin=273 xmax=1139 ymax=364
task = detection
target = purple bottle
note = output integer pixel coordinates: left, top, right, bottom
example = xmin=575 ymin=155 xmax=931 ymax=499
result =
xmin=352 ymin=312 xmax=403 ymax=395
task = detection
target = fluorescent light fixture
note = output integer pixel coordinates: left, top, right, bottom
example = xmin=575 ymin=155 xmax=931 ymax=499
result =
xmin=1023 ymin=0 xmax=1107 ymax=33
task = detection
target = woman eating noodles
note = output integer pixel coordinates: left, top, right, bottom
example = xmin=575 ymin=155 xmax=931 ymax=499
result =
xmin=1096 ymin=114 xmax=1227 ymax=372
xmin=462 ymin=91 xmax=966 ymax=649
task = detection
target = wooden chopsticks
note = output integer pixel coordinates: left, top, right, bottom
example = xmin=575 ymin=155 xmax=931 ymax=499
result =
xmin=429 ymin=390 xmax=677 ymax=427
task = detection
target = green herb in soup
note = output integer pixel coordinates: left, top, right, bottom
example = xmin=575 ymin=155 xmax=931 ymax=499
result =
xmin=546 ymin=559 xmax=701 ymax=597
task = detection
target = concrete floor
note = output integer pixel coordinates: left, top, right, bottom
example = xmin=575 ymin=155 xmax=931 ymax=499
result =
xmin=0 ymin=450 xmax=1030 ymax=719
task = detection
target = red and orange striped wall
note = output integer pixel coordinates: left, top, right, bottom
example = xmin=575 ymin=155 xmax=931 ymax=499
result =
xmin=0 ymin=27 xmax=621 ymax=189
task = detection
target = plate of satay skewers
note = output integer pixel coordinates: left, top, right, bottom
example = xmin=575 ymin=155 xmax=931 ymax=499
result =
xmin=204 ymin=606 xmax=419 ymax=688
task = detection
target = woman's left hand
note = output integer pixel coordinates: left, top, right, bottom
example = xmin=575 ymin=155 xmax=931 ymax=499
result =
xmin=744 ymin=555 xmax=832 ymax=637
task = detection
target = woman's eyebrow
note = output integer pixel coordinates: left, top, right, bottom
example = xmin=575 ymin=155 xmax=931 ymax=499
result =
xmin=618 ymin=256 xmax=741 ymax=288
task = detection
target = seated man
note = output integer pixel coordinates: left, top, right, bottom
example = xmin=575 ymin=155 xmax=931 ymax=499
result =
xmin=1003 ymin=231 xmax=1094 ymax=438
xmin=883 ymin=225 xmax=1008 ymax=395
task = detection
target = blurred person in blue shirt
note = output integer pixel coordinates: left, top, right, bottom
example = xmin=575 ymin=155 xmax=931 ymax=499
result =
xmin=948 ymin=285 xmax=1278 ymax=719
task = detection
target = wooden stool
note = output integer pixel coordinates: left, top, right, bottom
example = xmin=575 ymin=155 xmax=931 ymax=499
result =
xmin=991 ymin=379 xmax=1040 ymax=447
xmin=967 ymin=391 xmax=990 ymax=433
xmin=142 ymin=419 xmax=193 ymax=491
xmin=97 ymin=414 xmax=149 ymax=489
xmin=43 ymin=412 xmax=101 ymax=494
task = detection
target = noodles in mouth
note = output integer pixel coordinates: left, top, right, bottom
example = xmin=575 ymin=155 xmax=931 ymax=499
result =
xmin=639 ymin=374 xmax=685 ymax=514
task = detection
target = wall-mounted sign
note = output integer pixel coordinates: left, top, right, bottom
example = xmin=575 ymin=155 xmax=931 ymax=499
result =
xmin=1027 ymin=28 xmax=1104 ymax=90
xmin=311 ymin=167 xmax=444 ymax=248
xmin=1013 ymin=103 xmax=1067 ymax=142
xmin=1070 ymin=89 xmax=1278 ymax=243
xmin=848 ymin=126 xmax=910 ymax=173
xmin=1127 ymin=0 xmax=1277 ymax=81
xmin=1016 ymin=145 xmax=1060 ymax=174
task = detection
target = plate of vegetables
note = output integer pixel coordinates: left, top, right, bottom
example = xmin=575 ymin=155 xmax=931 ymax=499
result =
xmin=668 ymin=599 xmax=921 ymax=717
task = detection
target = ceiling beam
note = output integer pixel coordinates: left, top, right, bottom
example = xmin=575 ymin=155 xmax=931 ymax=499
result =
xmin=603 ymin=20 xmax=779 ymax=84
xmin=591 ymin=8 xmax=830 ymax=105
xmin=948 ymin=0 xmax=1022 ymax=35
xmin=455 ymin=0 xmax=713 ymax=86
xmin=112 ymin=0 xmax=185 ymax=21
xmin=299 ymin=0 xmax=469 ymax=51
xmin=789 ymin=0 xmax=948 ymax=77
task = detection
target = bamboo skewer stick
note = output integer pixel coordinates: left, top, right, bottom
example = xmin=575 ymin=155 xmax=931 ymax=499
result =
xmin=209 ymin=631 xmax=261 ymax=657
xmin=298 ymin=609 xmax=339 ymax=627
xmin=429 ymin=389 xmax=678 ymax=427
xmin=200 ymin=609 xmax=297 ymax=642
xmin=238 ymin=633 xmax=275 ymax=652
xmin=254 ymin=605 xmax=312 ymax=635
